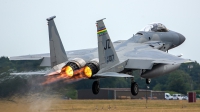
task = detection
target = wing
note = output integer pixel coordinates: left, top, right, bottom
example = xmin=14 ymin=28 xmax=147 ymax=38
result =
xmin=9 ymin=42 xmax=122 ymax=67
xmin=123 ymin=43 xmax=192 ymax=70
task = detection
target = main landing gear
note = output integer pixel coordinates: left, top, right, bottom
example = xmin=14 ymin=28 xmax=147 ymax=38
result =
xmin=92 ymin=78 xmax=140 ymax=96
xmin=92 ymin=81 xmax=100 ymax=95
xmin=131 ymin=78 xmax=139 ymax=96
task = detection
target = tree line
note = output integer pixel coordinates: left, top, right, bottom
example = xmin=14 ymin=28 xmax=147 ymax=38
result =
xmin=0 ymin=56 xmax=200 ymax=98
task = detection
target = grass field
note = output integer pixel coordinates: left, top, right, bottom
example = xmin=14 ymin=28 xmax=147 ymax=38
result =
xmin=0 ymin=94 xmax=199 ymax=112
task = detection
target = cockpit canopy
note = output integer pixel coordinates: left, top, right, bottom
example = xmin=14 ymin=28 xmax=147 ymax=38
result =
xmin=140 ymin=23 xmax=168 ymax=32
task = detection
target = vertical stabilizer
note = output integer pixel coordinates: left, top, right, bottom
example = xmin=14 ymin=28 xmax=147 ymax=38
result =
xmin=96 ymin=19 xmax=119 ymax=69
xmin=47 ymin=16 xmax=68 ymax=67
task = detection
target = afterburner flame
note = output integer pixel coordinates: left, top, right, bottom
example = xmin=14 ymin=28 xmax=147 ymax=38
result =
xmin=42 ymin=67 xmax=89 ymax=85
xmin=65 ymin=66 xmax=73 ymax=77
xmin=84 ymin=66 xmax=92 ymax=78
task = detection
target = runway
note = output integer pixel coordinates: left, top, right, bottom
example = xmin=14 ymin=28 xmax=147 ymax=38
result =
xmin=0 ymin=94 xmax=199 ymax=112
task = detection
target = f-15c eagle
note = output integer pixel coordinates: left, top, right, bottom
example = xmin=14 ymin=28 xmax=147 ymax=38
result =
xmin=10 ymin=16 xmax=192 ymax=96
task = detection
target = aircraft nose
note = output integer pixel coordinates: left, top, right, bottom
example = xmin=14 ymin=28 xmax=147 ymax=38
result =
xmin=178 ymin=33 xmax=185 ymax=45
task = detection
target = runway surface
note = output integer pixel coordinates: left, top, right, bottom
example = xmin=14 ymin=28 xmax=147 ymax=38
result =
xmin=0 ymin=94 xmax=199 ymax=112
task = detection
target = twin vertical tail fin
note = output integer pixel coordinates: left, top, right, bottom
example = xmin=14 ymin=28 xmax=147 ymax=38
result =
xmin=47 ymin=16 xmax=68 ymax=67
xmin=96 ymin=19 xmax=119 ymax=70
xmin=46 ymin=16 xmax=118 ymax=70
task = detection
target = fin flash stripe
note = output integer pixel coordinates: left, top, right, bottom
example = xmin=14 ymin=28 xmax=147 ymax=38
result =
xmin=97 ymin=28 xmax=107 ymax=34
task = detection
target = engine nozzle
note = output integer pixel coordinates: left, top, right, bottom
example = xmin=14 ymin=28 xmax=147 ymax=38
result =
xmin=60 ymin=58 xmax=86 ymax=77
xmin=61 ymin=62 xmax=80 ymax=77
xmin=84 ymin=59 xmax=99 ymax=78
xmin=61 ymin=66 xmax=74 ymax=77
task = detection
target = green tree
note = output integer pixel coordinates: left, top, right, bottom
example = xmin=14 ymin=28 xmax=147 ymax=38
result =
xmin=153 ymin=83 xmax=162 ymax=91
xmin=166 ymin=70 xmax=191 ymax=94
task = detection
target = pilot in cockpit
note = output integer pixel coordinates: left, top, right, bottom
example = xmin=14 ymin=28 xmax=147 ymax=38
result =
xmin=141 ymin=23 xmax=168 ymax=32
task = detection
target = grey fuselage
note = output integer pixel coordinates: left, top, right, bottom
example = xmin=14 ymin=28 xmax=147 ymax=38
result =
xmin=37 ymin=29 xmax=186 ymax=70
xmin=121 ymin=30 xmax=185 ymax=52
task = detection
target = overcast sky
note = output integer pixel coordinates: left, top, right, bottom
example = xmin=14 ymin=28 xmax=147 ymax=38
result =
xmin=0 ymin=0 xmax=199 ymax=63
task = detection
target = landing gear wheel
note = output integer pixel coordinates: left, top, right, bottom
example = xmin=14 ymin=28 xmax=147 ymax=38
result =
xmin=92 ymin=81 xmax=99 ymax=95
xmin=131 ymin=82 xmax=139 ymax=96
xmin=146 ymin=78 xmax=151 ymax=84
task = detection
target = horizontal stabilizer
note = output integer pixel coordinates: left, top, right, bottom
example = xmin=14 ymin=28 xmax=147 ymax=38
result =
xmin=10 ymin=72 xmax=46 ymax=75
xmin=9 ymin=56 xmax=43 ymax=60
xmin=93 ymin=72 xmax=133 ymax=78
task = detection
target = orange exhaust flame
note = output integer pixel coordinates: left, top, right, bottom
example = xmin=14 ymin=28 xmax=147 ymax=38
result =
xmin=84 ymin=66 xmax=92 ymax=78
xmin=42 ymin=67 xmax=89 ymax=85
xmin=61 ymin=66 xmax=74 ymax=77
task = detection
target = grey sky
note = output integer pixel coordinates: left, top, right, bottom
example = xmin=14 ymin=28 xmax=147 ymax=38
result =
xmin=0 ymin=0 xmax=199 ymax=62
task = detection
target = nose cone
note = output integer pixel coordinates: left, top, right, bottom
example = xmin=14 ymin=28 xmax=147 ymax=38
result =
xmin=178 ymin=33 xmax=186 ymax=45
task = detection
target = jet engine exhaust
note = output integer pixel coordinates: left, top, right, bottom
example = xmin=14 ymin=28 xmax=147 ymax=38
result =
xmin=61 ymin=66 xmax=74 ymax=77
xmin=84 ymin=66 xmax=92 ymax=78
xmin=84 ymin=64 xmax=99 ymax=78
xmin=42 ymin=58 xmax=100 ymax=85
xmin=83 ymin=58 xmax=99 ymax=78
xmin=42 ymin=67 xmax=88 ymax=85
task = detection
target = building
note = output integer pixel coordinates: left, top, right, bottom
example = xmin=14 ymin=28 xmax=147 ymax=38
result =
xmin=78 ymin=88 xmax=165 ymax=99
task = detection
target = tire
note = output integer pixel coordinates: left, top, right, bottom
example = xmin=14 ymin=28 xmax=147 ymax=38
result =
xmin=92 ymin=81 xmax=100 ymax=95
xmin=146 ymin=79 xmax=151 ymax=84
xmin=131 ymin=82 xmax=139 ymax=96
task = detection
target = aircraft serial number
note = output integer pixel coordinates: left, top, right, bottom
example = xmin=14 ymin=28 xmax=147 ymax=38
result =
xmin=107 ymin=54 xmax=114 ymax=63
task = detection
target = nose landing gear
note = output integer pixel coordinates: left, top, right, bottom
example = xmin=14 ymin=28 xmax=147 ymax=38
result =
xmin=146 ymin=78 xmax=151 ymax=84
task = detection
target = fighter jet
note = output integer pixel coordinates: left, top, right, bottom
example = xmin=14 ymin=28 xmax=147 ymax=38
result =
xmin=10 ymin=16 xmax=191 ymax=96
